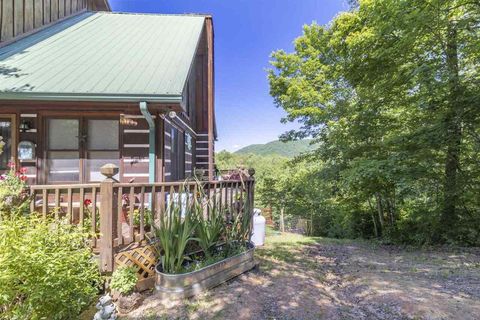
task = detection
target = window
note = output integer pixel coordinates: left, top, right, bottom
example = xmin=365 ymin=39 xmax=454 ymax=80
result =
xmin=86 ymin=120 xmax=120 ymax=182
xmin=0 ymin=119 xmax=12 ymax=170
xmin=47 ymin=119 xmax=80 ymax=182
xmin=185 ymin=133 xmax=192 ymax=153
xmin=170 ymin=126 xmax=185 ymax=181
xmin=46 ymin=118 xmax=120 ymax=183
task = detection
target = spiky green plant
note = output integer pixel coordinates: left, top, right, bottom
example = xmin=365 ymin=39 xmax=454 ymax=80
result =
xmin=194 ymin=195 xmax=225 ymax=259
xmin=152 ymin=184 xmax=198 ymax=274
xmin=224 ymin=191 xmax=254 ymax=254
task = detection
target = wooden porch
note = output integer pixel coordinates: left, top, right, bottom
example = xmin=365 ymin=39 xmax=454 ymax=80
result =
xmin=28 ymin=164 xmax=255 ymax=274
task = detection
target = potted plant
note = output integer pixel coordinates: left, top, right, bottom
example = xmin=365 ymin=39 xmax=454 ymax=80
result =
xmin=110 ymin=266 xmax=142 ymax=314
xmin=152 ymin=180 xmax=256 ymax=300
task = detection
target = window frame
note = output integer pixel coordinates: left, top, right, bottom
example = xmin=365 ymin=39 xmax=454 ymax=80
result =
xmin=0 ymin=114 xmax=17 ymax=172
xmin=44 ymin=115 xmax=122 ymax=184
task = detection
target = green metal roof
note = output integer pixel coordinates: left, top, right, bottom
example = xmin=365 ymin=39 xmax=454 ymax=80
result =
xmin=0 ymin=12 xmax=205 ymax=103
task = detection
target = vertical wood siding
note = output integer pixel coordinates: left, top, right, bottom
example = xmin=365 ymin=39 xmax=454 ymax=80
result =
xmin=0 ymin=0 xmax=88 ymax=43
xmin=121 ymin=116 xmax=150 ymax=183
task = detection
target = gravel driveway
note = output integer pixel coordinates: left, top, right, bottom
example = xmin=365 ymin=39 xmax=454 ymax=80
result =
xmin=122 ymin=232 xmax=480 ymax=320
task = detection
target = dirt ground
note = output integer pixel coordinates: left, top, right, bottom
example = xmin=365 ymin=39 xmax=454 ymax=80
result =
xmin=122 ymin=232 xmax=480 ymax=320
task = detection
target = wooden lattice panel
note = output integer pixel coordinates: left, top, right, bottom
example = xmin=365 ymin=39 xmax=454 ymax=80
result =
xmin=115 ymin=245 xmax=157 ymax=280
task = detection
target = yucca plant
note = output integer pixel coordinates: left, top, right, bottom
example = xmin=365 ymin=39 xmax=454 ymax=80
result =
xmin=152 ymin=184 xmax=198 ymax=274
xmin=224 ymin=191 xmax=253 ymax=254
xmin=194 ymin=194 xmax=225 ymax=259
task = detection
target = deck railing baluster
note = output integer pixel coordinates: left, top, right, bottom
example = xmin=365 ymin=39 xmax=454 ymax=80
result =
xmin=128 ymin=186 xmax=135 ymax=244
xmin=54 ymin=189 xmax=60 ymax=219
xmin=139 ymin=186 xmax=145 ymax=241
xmin=67 ymin=188 xmax=73 ymax=223
xmin=117 ymin=187 xmax=123 ymax=245
xmin=42 ymin=189 xmax=47 ymax=218
xmin=30 ymin=189 xmax=35 ymax=213
xmin=79 ymin=188 xmax=85 ymax=226
xmin=92 ymin=186 xmax=97 ymax=247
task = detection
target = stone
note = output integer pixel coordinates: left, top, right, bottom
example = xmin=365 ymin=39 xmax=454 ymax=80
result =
xmin=116 ymin=292 xmax=143 ymax=314
xmin=94 ymin=294 xmax=117 ymax=320
xmin=99 ymin=294 xmax=113 ymax=306
xmin=99 ymin=304 xmax=116 ymax=318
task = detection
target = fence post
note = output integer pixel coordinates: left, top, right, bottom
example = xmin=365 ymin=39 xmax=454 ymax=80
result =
xmin=99 ymin=164 xmax=119 ymax=273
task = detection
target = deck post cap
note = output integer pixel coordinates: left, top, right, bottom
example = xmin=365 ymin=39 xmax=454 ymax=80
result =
xmin=101 ymin=164 xmax=119 ymax=179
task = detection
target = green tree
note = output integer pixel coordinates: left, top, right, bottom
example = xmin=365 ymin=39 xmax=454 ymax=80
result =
xmin=268 ymin=0 xmax=480 ymax=244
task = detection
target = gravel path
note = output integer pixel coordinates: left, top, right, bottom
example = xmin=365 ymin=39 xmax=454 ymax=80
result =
xmin=122 ymin=233 xmax=480 ymax=320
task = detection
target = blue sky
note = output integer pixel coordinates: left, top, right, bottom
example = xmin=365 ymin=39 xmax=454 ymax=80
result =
xmin=109 ymin=0 xmax=349 ymax=151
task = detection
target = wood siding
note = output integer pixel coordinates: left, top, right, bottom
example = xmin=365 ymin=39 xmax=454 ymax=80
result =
xmin=0 ymin=15 xmax=215 ymax=183
xmin=0 ymin=0 xmax=89 ymax=44
xmin=121 ymin=115 xmax=150 ymax=184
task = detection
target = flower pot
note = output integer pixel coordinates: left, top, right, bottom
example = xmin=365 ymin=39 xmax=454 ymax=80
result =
xmin=155 ymin=242 xmax=256 ymax=299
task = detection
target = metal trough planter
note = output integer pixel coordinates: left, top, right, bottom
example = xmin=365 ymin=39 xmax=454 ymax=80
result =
xmin=155 ymin=243 xmax=256 ymax=299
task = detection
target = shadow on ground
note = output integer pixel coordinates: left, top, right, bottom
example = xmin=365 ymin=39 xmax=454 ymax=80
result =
xmin=122 ymin=233 xmax=480 ymax=320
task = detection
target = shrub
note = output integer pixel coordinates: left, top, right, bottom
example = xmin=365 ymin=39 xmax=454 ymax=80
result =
xmin=0 ymin=164 xmax=29 ymax=219
xmin=133 ymin=208 xmax=153 ymax=229
xmin=0 ymin=215 xmax=101 ymax=320
xmin=110 ymin=267 xmax=138 ymax=295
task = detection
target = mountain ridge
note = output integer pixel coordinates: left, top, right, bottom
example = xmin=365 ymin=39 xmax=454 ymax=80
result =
xmin=234 ymin=139 xmax=314 ymax=158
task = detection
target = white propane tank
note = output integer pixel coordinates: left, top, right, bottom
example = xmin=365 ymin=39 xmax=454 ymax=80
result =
xmin=251 ymin=209 xmax=266 ymax=246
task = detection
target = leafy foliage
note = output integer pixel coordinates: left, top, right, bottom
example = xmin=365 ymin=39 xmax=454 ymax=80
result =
xmin=0 ymin=164 xmax=29 ymax=219
xmin=0 ymin=215 xmax=101 ymax=320
xmin=265 ymin=0 xmax=480 ymax=245
xmin=110 ymin=267 xmax=138 ymax=295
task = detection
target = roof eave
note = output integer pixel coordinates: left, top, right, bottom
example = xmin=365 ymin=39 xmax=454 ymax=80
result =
xmin=0 ymin=92 xmax=183 ymax=104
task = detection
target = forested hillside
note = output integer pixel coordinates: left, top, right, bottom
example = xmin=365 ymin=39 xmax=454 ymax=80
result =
xmin=234 ymin=139 xmax=314 ymax=158
xmin=223 ymin=0 xmax=480 ymax=246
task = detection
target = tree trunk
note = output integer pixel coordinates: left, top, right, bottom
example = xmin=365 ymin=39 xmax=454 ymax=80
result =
xmin=441 ymin=22 xmax=463 ymax=233
xmin=375 ymin=193 xmax=384 ymax=236
xmin=279 ymin=207 xmax=285 ymax=233
xmin=367 ymin=198 xmax=379 ymax=238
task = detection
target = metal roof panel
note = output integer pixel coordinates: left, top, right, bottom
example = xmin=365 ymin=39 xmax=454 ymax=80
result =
xmin=0 ymin=12 xmax=205 ymax=102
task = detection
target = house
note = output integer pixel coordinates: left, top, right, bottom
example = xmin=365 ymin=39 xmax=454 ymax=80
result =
xmin=0 ymin=0 xmax=216 ymax=185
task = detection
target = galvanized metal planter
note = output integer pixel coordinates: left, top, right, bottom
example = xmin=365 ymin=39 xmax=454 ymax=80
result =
xmin=155 ymin=243 xmax=256 ymax=299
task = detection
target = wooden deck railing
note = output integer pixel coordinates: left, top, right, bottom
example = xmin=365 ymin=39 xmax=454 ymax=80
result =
xmin=28 ymin=164 xmax=255 ymax=272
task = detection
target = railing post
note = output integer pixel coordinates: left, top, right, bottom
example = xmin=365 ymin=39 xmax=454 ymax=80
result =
xmin=247 ymin=168 xmax=256 ymax=241
xmin=99 ymin=164 xmax=119 ymax=273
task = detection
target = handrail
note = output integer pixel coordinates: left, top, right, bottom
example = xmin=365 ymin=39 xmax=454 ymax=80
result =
xmin=112 ymin=179 xmax=252 ymax=188
xmin=30 ymin=183 xmax=101 ymax=190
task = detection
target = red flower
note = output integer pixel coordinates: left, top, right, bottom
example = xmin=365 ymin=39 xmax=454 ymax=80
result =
xmin=20 ymin=176 xmax=28 ymax=181
xmin=84 ymin=199 xmax=92 ymax=207
xmin=20 ymin=167 xmax=28 ymax=174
